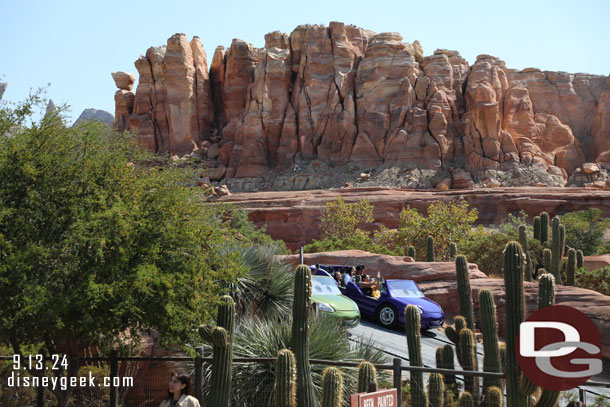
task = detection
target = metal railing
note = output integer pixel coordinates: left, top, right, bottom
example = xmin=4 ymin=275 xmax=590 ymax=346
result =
xmin=2 ymin=351 xmax=609 ymax=406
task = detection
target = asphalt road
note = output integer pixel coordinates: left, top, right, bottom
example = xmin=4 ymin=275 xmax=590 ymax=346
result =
xmin=348 ymin=317 xmax=610 ymax=404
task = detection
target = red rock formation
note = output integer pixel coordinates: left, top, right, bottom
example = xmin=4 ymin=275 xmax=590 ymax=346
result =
xmin=112 ymin=71 xmax=135 ymax=132
xmin=114 ymin=23 xmax=609 ymax=178
xmin=215 ymin=187 xmax=610 ymax=250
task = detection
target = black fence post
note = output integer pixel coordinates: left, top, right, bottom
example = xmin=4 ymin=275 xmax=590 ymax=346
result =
xmin=393 ymin=358 xmax=402 ymax=407
xmin=36 ymin=348 xmax=45 ymax=407
xmin=109 ymin=350 xmax=118 ymax=407
xmin=579 ymin=388 xmax=586 ymax=404
xmin=195 ymin=347 xmax=203 ymax=403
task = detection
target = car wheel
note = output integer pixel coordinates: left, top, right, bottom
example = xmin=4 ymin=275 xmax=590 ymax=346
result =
xmin=376 ymin=304 xmax=398 ymax=329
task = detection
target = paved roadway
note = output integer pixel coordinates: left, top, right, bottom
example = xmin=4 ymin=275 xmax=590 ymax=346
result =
xmin=348 ymin=317 xmax=610 ymax=404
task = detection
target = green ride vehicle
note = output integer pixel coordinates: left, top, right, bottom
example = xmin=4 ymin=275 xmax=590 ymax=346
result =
xmin=311 ymin=275 xmax=360 ymax=327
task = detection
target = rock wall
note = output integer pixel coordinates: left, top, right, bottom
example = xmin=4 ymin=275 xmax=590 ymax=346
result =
xmin=114 ymin=22 xmax=609 ymax=181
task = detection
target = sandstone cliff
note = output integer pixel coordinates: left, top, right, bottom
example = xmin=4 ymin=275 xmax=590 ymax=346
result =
xmin=113 ymin=23 xmax=609 ymax=188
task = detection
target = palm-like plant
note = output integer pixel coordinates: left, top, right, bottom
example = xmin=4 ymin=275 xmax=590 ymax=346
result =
xmin=201 ymin=314 xmax=388 ymax=407
xmin=225 ymin=244 xmax=294 ymax=320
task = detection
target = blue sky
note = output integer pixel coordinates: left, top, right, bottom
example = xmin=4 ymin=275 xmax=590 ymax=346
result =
xmin=1 ymin=0 xmax=608 ymax=124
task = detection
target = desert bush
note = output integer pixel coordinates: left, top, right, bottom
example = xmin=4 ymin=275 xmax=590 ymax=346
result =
xmin=395 ymin=201 xmax=478 ymax=261
xmin=560 ymin=209 xmax=610 ymax=255
xmin=319 ymin=197 xmax=374 ymax=240
xmin=304 ymin=236 xmax=401 ymax=256
xmin=575 ymin=266 xmax=610 ymax=296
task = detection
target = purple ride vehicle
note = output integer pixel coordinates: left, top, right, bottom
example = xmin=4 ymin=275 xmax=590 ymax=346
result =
xmin=310 ymin=264 xmax=444 ymax=331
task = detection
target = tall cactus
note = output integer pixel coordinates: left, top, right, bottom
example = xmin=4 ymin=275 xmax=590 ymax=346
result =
xmin=479 ymin=290 xmax=502 ymax=393
xmin=566 ymin=248 xmax=576 ymax=286
xmin=320 ymin=367 xmax=343 ymax=407
xmin=543 ymin=249 xmax=552 ymax=273
xmin=275 ymin=349 xmax=297 ymax=407
xmin=428 ymin=373 xmax=445 ymax=407
xmin=456 ymin=255 xmax=475 ymax=333
xmin=540 ymin=212 xmax=549 ymax=244
xmin=291 ymin=265 xmax=315 ymax=407
xmin=486 ymin=386 xmax=503 ymax=407
xmin=450 ymin=242 xmax=458 ymax=261
xmin=536 ymin=273 xmax=562 ymax=406
xmin=519 ymin=225 xmax=533 ymax=281
xmin=357 ymin=361 xmax=377 ymax=393
xmin=503 ymin=242 xmax=528 ymax=407
xmin=551 ymin=217 xmax=562 ymax=284
xmin=459 ymin=328 xmax=478 ymax=400
xmin=426 ymin=236 xmax=435 ymax=262
xmin=408 ymin=245 xmax=416 ymax=259
xmin=576 ymin=249 xmax=584 ymax=269
xmin=405 ymin=304 xmax=429 ymax=407
xmin=198 ymin=295 xmax=235 ymax=407
xmin=533 ymin=216 xmax=541 ymax=241
xmin=435 ymin=345 xmax=456 ymax=389
xmin=459 ymin=391 xmax=474 ymax=407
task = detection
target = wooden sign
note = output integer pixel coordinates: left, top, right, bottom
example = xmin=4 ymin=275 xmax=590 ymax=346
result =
xmin=350 ymin=389 xmax=397 ymax=407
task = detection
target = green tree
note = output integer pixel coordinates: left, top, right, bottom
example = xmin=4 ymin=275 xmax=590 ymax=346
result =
xmin=395 ymin=201 xmax=478 ymax=261
xmin=560 ymin=209 xmax=610 ymax=255
xmin=0 ymin=95 xmax=246 ymax=406
xmin=319 ymin=197 xmax=374 ymax=240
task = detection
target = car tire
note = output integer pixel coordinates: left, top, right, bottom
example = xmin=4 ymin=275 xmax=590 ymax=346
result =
xmin=376 ymin=304 xmax=398 ymax=329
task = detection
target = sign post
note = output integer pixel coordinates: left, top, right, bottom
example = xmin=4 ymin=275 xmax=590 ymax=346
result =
xmin=350 ymin=389 xmax=397 ymax=407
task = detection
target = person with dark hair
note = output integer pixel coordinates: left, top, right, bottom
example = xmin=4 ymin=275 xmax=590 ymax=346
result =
xmin=566 ymin=402 xmax=585 ymax=407
xmin=159 ymin=371 xmax=201 ymax=407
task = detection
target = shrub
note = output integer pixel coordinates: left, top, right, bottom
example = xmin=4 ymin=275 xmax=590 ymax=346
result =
xmin=575 ymin=266 xmax=610 ymax=296
xmin=560 ymin=209 xmax=610 ymax=255
xmin=395 ymin=201 xmax=478 ymax=261
xmin=304 ymin=236 xmax=401 ymax=256
xmin=319 ymin=197 xmax=374 ymax=240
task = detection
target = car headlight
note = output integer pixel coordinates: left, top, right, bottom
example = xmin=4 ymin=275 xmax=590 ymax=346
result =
xmin=317 ymin=302 xmax=334 ymax=312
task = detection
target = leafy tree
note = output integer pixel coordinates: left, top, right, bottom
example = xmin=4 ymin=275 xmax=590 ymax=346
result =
xmin=560 ymin=209 xmax=610 ymax=255
xmin=304 ymin=236 xmax=401 ymax=256
xmin=395 ymin=201 xmax=478 ymax=261
xmin=0 ymin=94 xmax=247 ymax=406
xmin=319 ymin=196 xmax=374 ymax=240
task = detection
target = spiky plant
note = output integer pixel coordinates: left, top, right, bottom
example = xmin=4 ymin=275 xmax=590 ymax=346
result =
xmin=428 ymin=373 xmax=445 ymax=407
xmin=275 ymin=349 xmax=296 ymax=407
xmin=357 ymin=361 xmax=377 ymax=393
xmin=292 ymin=264 xmax=315 ymax=407
xmin=427 ymin=236 xmax=435 ymax=262
xmin=406 ymin=305 xmax=429 ymax=407
xmin=479 ymin=289 xmax=502 ymax=392
xmin=408 ymin=246 xmax=416 ymax=259
xmin=566 ymin=248 xmax=576 ymax=286
xmin=321 ymin=367 xmax=343 ymax=407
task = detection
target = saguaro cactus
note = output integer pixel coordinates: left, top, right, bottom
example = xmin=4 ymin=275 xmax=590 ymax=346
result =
xmin=320 ymin=367 xmax=343 ymax=407
xmin=198 ymin=295 xmax=235 ymax=407
xmin=428 ymin=373 xmax=445 ymax=407
xmin=406 ymin=304 xmax=429 ymax=407
xmin=275 ymin=349 xmax=296 ymax=407
xmin=435 ymin=345 xmax=456 ymax=389
xmin=450 ymin=242 xmax=458 ymax=261
xmin=459 ymin=391 xmax=474 ymax=407
xmin=456 ymin=255 xmax=475 ymax=333
xmin=479 ymin=289 xmax=502 ymax=393
xmin=459 ymin=328 xmax=478 ymax=400
xmin=291 ymin=265 xmax=315 ymax=407
xmin=407 ymin=245 xmax=416 ymax=259
xmin=519 ymin=225 xmax=533 ymax=281
xmin=426 ymin=236 xmax=435 ymax=262
xmin=533 ymin=216 xmax=541 ymax=241
xmin=577 ymin=249 xmax=584 ymax=269
xmin=357 ymin=361 xmax=377 ymax=393
xmin=543 ymin=249 xmax=552 ymax=273
xmin=536 ymin=273 xmax=562 ymax=406
xmin=551 ymin=217 xmax=562 ymax=283
xmin=566 ymin=248 xmax=576 ymax=286
xmin=503 ymin=242 xmax=528 ymax=407
xmin=540 ymin=212 xmax=549 ymax=244
xmin=486 ymin=386 xmax=503 ymax=407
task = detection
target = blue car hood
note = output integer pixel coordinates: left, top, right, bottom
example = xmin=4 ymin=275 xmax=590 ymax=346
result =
xmin=394 ymin=296 xmax=442 ymax=314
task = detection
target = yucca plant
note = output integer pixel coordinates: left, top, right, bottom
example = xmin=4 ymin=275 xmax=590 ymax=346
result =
xmin=202 ymin=313 xmax=388 ymax=407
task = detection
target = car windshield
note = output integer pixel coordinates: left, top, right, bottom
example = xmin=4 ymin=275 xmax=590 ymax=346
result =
xmin=387 ymin=280 xmax=424 ymax=298
xmin=312 ymin=276 xmax=341 ymax=295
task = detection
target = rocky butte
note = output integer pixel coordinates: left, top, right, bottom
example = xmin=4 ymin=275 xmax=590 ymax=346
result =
xmin=112 ymin=22 xmax=610 ymax=192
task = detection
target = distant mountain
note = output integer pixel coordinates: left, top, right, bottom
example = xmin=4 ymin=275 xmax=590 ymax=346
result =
xmin=73 ymin=108 xmax=114 ymax=127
